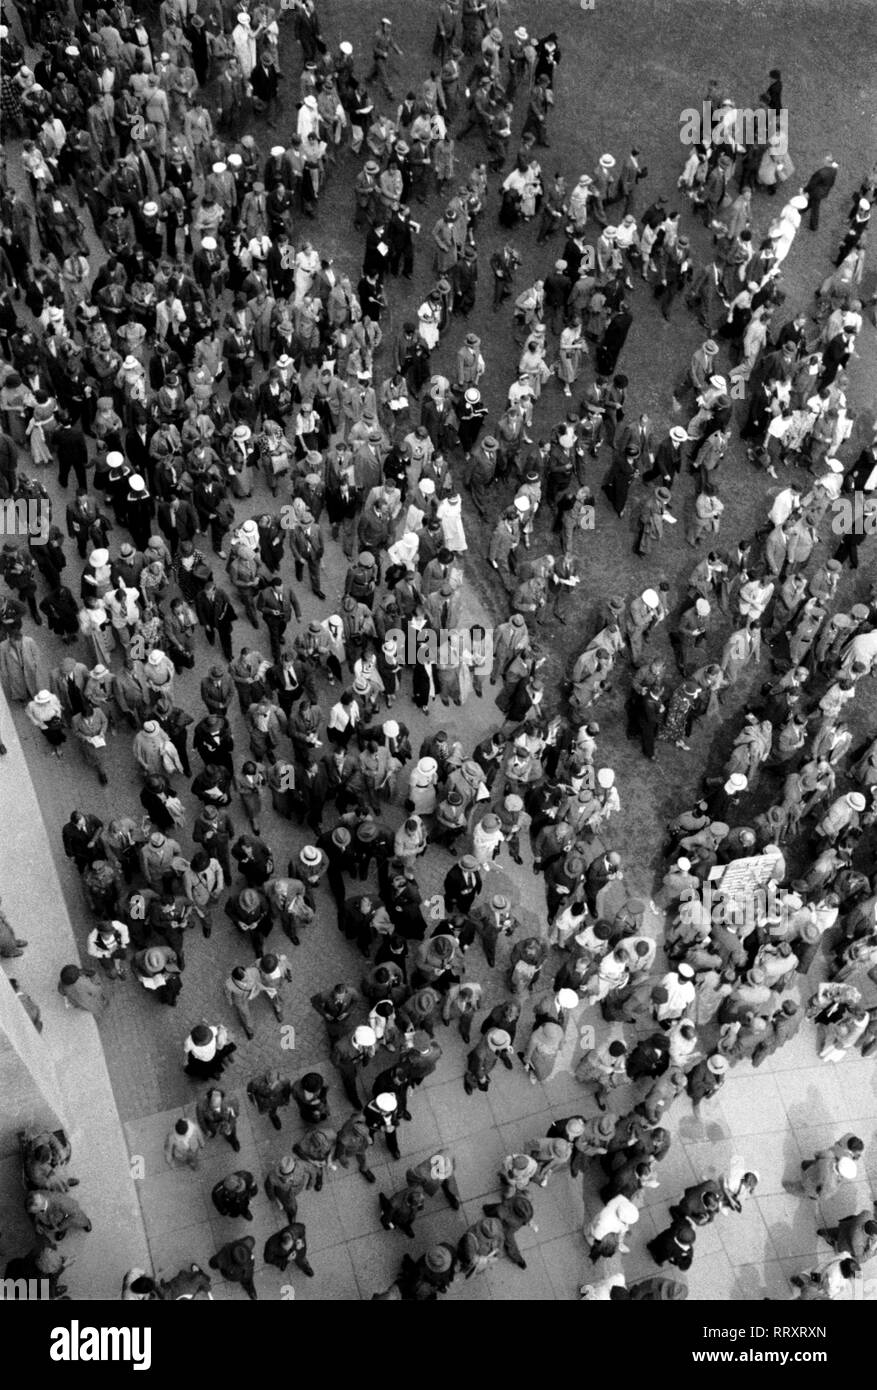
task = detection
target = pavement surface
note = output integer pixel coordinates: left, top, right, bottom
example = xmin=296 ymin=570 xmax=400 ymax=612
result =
xmin=1 ymin=0 xmax=876 ymax=1301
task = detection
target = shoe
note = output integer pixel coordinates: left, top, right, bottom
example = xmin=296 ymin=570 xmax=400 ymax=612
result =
xmin=230 ymin=1137 xmax=241 ymax=1153
xmin=0 ymin=744 xmax=6 ymax=754
xmin=270 ymin=1113 xmax=282 ymax=1131
xmin=399 ymin=1109 xmax=412 ymax=1121
xmin=244 ymin=1028 xmax=254 ymax=1041
xmin=313 ymin=590 xmax=326 ymax=600
xmin=513 ymin=1258 xmax=527 ymax=1269
xmin=362 ymin=1169 xmax=377 ymax=1184
xmin=83 ymin=1222 xmax=93 ymax=1232
xmin=67 ymin=1177 xmax=80 ymax=1187
xmin=14 ymin=939 xmax=28 ymax=947
xmin=299 ymin=1261 xmax=315 ymax=1277
xmin=243 ymin=1211 xmax=253 ymax=1221
xmin=98 ymin=773 xmax=108 ymax=786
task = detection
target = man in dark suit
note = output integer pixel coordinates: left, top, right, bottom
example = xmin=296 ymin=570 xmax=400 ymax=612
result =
xmin=54 ymin=414 xmax=89 ymax=492
xmin=803 ymin=157 xmax=839 ymax=230
xmin=644 ymin=427 xmax=688 ymax=488
xmin=195 ymin=579 xmax=237 ymax=660
xmin=615 ymin=413 xmax=656 ymax=473
xmin=443 ymin=856 xmax=482 ymax=914
xmin=124 ymin=416 xmax=153 ymax=488
xmin=843 ymin=436 xmax=877 ymax=495
xmin=596 ymin=302 xmax=633 ymax=376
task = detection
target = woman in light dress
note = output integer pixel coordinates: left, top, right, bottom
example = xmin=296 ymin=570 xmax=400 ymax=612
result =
xmin=556 ymin=324 xmax=587 ymax=396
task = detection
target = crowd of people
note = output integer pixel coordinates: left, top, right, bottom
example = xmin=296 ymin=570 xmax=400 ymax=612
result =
xmin=0 ymin=0 xmax=875 ymax=1302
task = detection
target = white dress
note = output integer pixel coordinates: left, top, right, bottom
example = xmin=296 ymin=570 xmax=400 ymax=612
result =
xmin=294 ymin=249 xmax=319 ymax=305
xmin=232 ymin=21 xmax=257 ymax=78
xmin=437 ymin=496 xmax=467 ymax=553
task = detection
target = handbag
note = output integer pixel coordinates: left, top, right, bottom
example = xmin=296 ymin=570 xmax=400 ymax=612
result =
xmin=161 ymin=747 xmax=180 ymax=774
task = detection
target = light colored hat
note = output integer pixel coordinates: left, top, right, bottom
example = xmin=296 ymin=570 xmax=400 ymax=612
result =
xmin=603 ymin=226 xmax=618 ymax=240
xmin=211 ymin=161 xmax=227 ymax=175
xmin=227 ymin=153 xmax=242 ymax=167
xmin=556 ymin=988 xmax=579 ymax=1010
xmin=703 ymin=339 xmax=719 ymax=355
xmin=677 ymin=962 xmax=695 ymax=979
xmin=201 ymin=235 xmax=217 ymax=250
xmin=89 ymin=549 xmax=109 ymax=567
xmin=34 ymin=690 xmax=53 ymax=705
xmin=383 ymin=720 xmax=400 ymax=738
xmin=847 ymin=792 xmax=867 ymax=811
xmin=232 ymin=424 xmax=251 ymax=441
xmin=464 ymin=387 xmax=481 ymax=404
xmin=91 ymin=665 xmax=109 ymax=678
xmin=339 ymin=40 xmax=353 ymax=55
xmin=599 ymin=154 xmax=616 ymax=169
xmin=142 ymin=720 xmax=158 ymax=733
xmin=789 ymin=194 xmax=808 ymax=210
xmin=418 ymin=477 xmax=436 ymax=495
xmin=488 ymin=1028 xmax=511 ymax=1050
xmin=727 ymin=773 xmax=748 ymax=792
xmin=122 ymin=355 xmax=140 ymax=370
xmin=709 ymin=374 xmax=727 ymax=391
xmin=670 ymin=426 xmax=689 ymax=443
xmin=300 ymin=845 xmax=321 ymax=865
xmin=837 ymin=1156 xmax=857 ymax=1179
xmin=142 ymin=200 xmax=159 ymax=217
xmin=106 ymin=451 xmax=124 ymax=469
xmin=513 ymin=496 xmax=531 ymax=513
xmin=707 ymin=1055 xmax=729 ymax=1074
xmin=416 ymin=756 xmax=438 ymax=777
xmin=695 ymin=598 xmax=711 ymax=616
xmin=596 ymin=768 xmax=615 ymax=788
xmin=374 ymin=1093 xmax=397 ymax=1113
xmin=353 ymin=1025 xmax=376 ymax=1048
xmin=270 ymin=145 xmax=285 ymax=157
xmin=514 ymin=26 xmax=528 ymax=40
xmin=143 ymin=947 xmax=169 ymax=975
xmin=642 ymin=589 xmax=659 ymax=608
xmin=147 ymin=650 xmax=164 ymax=667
